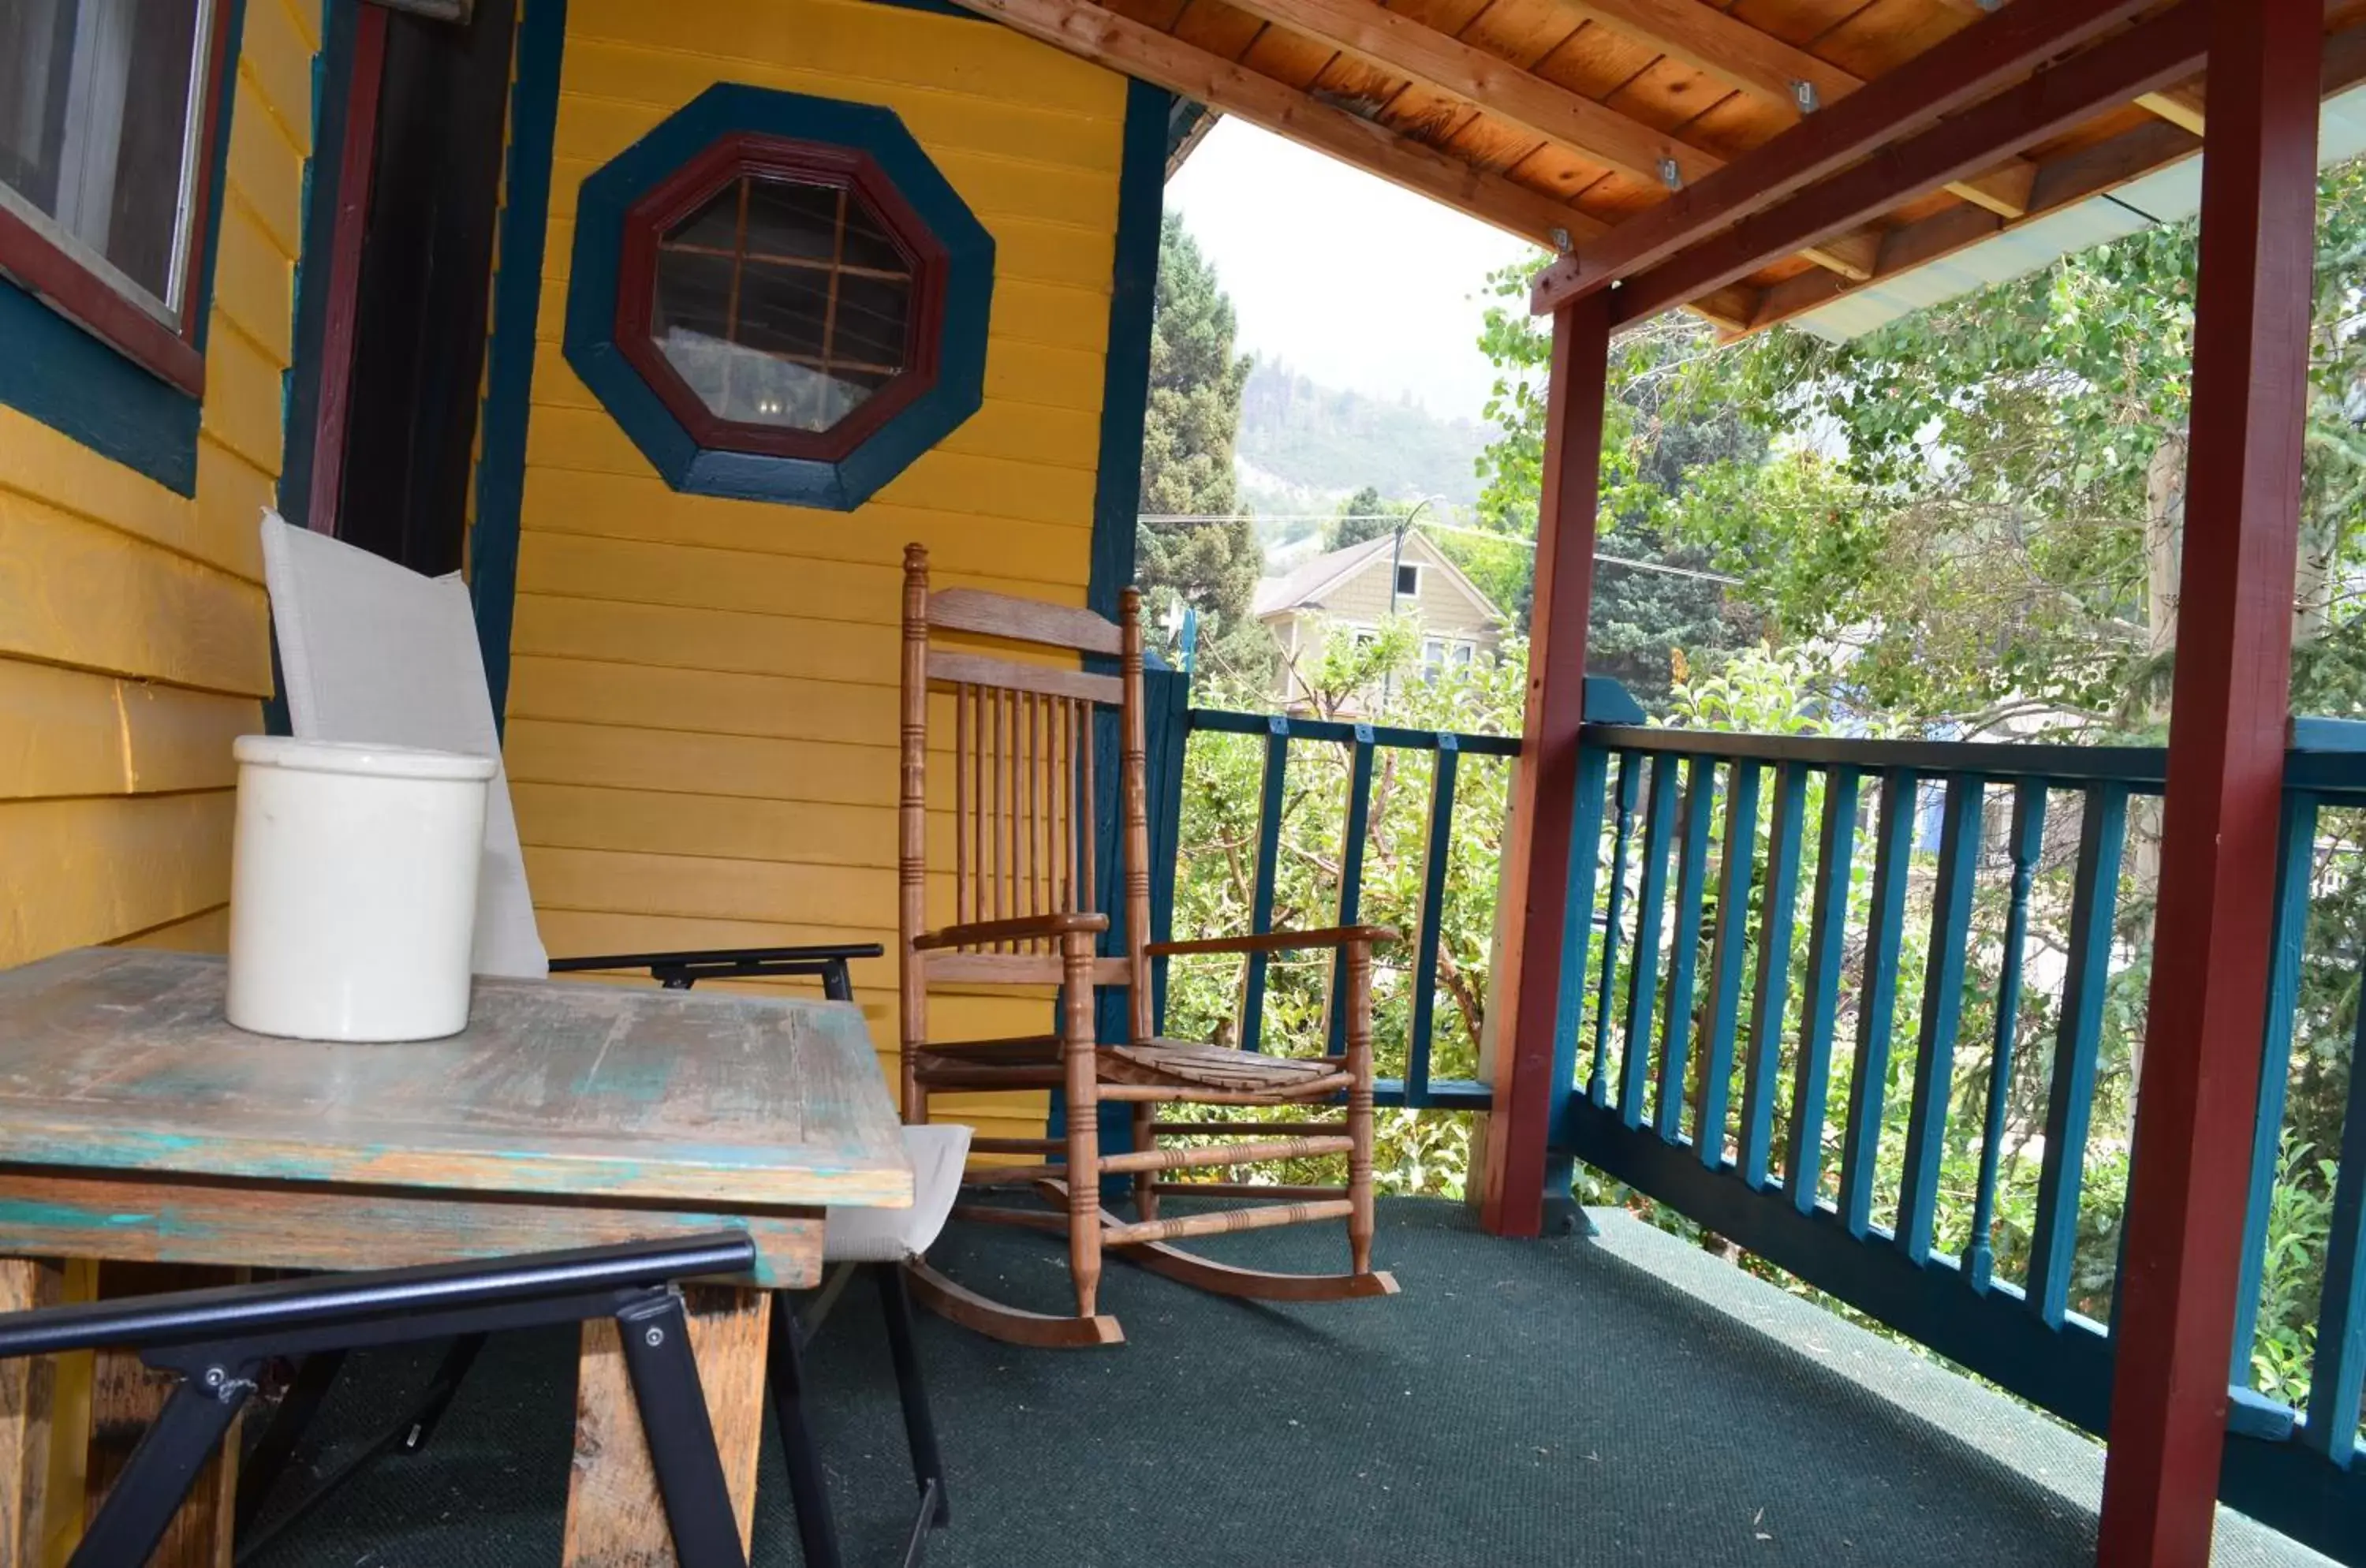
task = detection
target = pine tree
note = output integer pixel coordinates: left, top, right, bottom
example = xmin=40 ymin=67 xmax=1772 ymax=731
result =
xmin=1325 ymin=486 xmax=1398 ymax=551
xmin=1136 ymin=214 xmax=1269 ymax=677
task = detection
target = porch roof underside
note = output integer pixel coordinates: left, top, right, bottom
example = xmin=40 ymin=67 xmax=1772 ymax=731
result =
xmin=948 ymin=0 xmax=2366 ymax=339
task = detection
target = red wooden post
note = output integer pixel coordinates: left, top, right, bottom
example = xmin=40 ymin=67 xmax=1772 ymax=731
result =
xmin=1479 ymin=292 xmax=1610 ymax=1238
xmin=2097 ymin=1 xmax=2322 ymax=1561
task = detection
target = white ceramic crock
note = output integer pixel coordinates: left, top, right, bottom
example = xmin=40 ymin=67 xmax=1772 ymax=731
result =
xmin=226 ymin=735 xmax=498 ymax=1042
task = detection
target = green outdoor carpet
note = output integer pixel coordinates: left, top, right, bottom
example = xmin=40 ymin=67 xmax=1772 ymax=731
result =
xmin=240 ymin=1199 xmax=2326 ymax=1566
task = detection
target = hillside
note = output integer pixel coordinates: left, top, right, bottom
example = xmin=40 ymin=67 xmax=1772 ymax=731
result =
xmin=1236 ymin=362 xmax=1487 ymax=510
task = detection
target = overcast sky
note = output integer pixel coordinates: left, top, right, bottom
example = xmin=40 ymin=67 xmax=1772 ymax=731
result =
xmin=1164 ymin=118 xmax=1543 ymax=426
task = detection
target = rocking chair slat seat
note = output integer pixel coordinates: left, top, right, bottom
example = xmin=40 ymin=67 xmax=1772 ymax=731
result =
xmin=897 ymin=545 xmax=1399 ymax=1348
xmin=1101 ymin=1041 xmax=1352 ymax=1097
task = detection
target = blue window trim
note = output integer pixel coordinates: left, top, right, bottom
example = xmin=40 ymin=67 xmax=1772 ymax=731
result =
xmin=469 ymin=0 xmax=569 ymax=732
xmin=1087 ymin=77 xmax=1170 ymax=622
xmin=0 ymin=0 xmax=248 ymax=496
xmin=563 ymin=84 xmax=994 ymax=513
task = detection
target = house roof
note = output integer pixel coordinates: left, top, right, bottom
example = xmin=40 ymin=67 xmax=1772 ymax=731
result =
xmin=1254 ymin=536 xmax=1396 ymax=618
xmin=957 ymin=0 xmax=2366 ymax=339
xmin=1253 ymin=530 xmax=1502 ymax=624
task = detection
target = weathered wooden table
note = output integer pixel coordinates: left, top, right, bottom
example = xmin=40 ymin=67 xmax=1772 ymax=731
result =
xmin=0 ymin=947 xmax=911 ymax=1566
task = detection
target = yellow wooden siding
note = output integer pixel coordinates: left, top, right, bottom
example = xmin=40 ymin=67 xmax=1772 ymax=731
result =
xmin=0 ymin=0 xmax=320 ymax=978
xmin=506 ymin=0 xmax=1129 ymax=1135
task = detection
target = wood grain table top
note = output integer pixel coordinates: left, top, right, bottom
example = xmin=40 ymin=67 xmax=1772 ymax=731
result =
xmin=0 ymin=950 xmax=912 ymax=1211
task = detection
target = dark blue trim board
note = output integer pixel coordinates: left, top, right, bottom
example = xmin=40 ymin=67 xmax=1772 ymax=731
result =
xmin=563 ymin=86 xmax=995 ymax=513
xmin=279 ymin=0 xmax=362 ymax=531
xmin=0 ymin=0 xmax=248 ymax=494
xmin=1085 ymin=77 xmax=1172 ymax=622
xmin=468 ymin=0 xmax=567 ymax=733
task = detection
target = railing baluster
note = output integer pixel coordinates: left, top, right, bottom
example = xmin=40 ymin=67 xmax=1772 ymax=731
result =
xmin=2305 ymin=939 xmax=2366 ymax=1458
xmin=1405 ymin=735 xmax=1460 ymax=1104
xmin=2230 ymin=790 xmax=2320 ymax=1381
xmin=1657 ymin=758 xmax=1716 ymax=1143
xmin=1898 ymin=775 xmax=1983 ymax=1262
xmin=1592 ymin=754 xmax=1642 ymax=1107
xmin=2028 ymin=782 xmax=2129 ymax=1327
xmin=1786 ymin=766 xmax=1861 ymax=1213
xmin=1551 ymin=744 xmax=1614 ymax=1160
xmin=1327 ymin=724 xmax=1378 ymax=1058
xmin=1741 ymin=762 xmax=1809 ymax=1189
xmin=1696 ymin=760 xmax=1762 ymax=1170
xmin=1969 ymin=780 xmax=2047 ymax=1290
xmin=1841 ymin=767 xmax=1917 ymax=1238
xmin=1240 ymin=718 xmax=1288 ymax=1054
xmin=1620 ymin=754 xmax=1680 ymax=1128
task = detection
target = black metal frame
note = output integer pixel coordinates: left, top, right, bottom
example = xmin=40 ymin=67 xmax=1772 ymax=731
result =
xmin=775 ymin=1261 xmax=950 ymax=1568
xmin=0 ymin=1234 xmax=775 ymax=1568
xmin=547 ymin=943 xmax=881 ymax=999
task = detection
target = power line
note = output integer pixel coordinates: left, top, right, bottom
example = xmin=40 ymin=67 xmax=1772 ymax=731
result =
xmin=1137 ymin=513 xmax=1744 ymax=586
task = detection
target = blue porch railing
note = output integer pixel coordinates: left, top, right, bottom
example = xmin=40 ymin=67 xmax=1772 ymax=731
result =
xmin=1553 ymin=708 xmax=2366 ymax=1562
xmin=1166 ymin=707 xmax=1519 ymax=1110
xmin=1154 ymin=678 xmax=2366 ymax=1559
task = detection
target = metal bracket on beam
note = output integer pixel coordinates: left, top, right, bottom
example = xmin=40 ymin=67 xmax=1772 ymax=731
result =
xmin=1659 ymin=157 xmax=1682 ymax=191
xmin=1792 ymin=80 xmax=1821 ymax=115
xmin=1549 ymin=226 xmax=1573 ymax=254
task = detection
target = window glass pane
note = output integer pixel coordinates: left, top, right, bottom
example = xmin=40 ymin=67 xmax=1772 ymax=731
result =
xmin=1396 ymin=565 xmax=1420 ymax=595
xmin=830 ymin=272 xmax=909 ymax=369
xmin=644 ymin=166 xmax=918 ymax=437
xmin=743 ymin=179 xmax=839 ymax=264
xmin=0 ymin=0 xmax=205 ymax=311
xmin=839 ymin=198 xmax=907 ymax=274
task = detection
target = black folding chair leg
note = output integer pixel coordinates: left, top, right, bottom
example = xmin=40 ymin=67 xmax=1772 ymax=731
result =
xmin=234 ymin=1348 xmax=344 ymax=1533
xmin=765 ymin=1289 xmax=845 ymax=1568
xmin=871 ymin=1263 xmax=949 ymax=1528
xmin=616 ymin=1293 xmax=750 ymax=1568
xmin=74 ymin=1364 xmax=256 ymax=1568
xmin=399 ymin=1331 xmax=487 ymax=1453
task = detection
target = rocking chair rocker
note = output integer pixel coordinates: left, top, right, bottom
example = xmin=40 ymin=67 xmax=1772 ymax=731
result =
xmin=895 ymin=544 xmax=1401 ymax=1347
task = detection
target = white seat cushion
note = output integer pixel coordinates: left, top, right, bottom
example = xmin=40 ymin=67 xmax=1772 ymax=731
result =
xmin=825 ymin=1124 xmax=972 ymax=1263
xmin=260 ymin=513 xmax=548 ymax=979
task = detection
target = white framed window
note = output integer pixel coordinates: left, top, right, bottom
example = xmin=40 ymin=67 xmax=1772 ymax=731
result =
xmin=0 ymin=0 xmax=224 ymax=389
xmin=1394 ymin=562 xmax=1421 ymax=598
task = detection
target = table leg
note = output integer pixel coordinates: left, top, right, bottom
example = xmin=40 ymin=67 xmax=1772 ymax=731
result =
xmin=562 ymin=1284 xmax=767 ymax=1566
xmin=87 ymin=1263 xmax=242 ymax=1568
xmin=0 ymin=1259 xmax=63 ymax=1564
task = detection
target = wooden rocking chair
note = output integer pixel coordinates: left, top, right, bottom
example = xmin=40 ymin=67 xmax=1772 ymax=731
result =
xmin=895 ymin=544 xmax=1401 ymax=1347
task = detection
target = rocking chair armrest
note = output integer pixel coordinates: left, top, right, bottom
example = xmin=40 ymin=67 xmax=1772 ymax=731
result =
xmin=1145 ymin=925 xmax=1399 ymax=958
xmin=912 ymin=913 xmax=1109 ymax=950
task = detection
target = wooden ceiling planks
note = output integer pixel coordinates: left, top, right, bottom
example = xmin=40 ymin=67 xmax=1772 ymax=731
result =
xmin=968 ymin=0 xmax=2357 ymax=330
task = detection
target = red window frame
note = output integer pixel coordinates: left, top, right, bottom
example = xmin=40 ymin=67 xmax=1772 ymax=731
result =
xmin=0 ymin=2 xmax=233 ymax=397
xmin=613 ymin=132 xmax=950 ymax=464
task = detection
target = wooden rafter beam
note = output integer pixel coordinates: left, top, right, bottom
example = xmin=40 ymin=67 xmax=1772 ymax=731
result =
xmin=1217 ymin=0 xmax=1720 ymax=187
xmin=1212 ymin=0 xmax=1878 ymax=282
xmin=941 ymin=0 xmax=1606 ymax=249
xmin=1530 ymin=0 xmax=2165 ymax=314
xmin=1603 ymin=0 xmax=2211 ymax=325
xmin=2136 ymin=80 xmax=2208 ymax=134
xmin=1562 ymin=0 xmax=2039 ymax=221
xmin=1738 ymin=21 xmax=2366 ymax=336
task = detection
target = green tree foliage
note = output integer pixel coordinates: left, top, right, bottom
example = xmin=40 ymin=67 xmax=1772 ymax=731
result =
xmin=1136 ymin=213 xmax=1268 ymax=678
xmin=1325 ymin=485 xmax=1401 ymax=551
xmin=1470 ymin=265 xmax=1763 ymax=709
xmin=1163 ymin=640 xmax=1526 ymax=1197
xmin=1533 ymin=160 xmax=2366 ymax=1415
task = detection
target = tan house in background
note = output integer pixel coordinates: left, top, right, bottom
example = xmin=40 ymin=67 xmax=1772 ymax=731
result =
xmin=1254 ymin=531 xmax=1505 ymax=711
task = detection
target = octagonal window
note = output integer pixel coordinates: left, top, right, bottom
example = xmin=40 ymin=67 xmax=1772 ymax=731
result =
xmin=567 ymin=88 xmax=995 ymax=513
xmin=613 ymin=133 xmax=953 ymax=466
xmin=650 ymin=172 xmax=918 ymax=435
